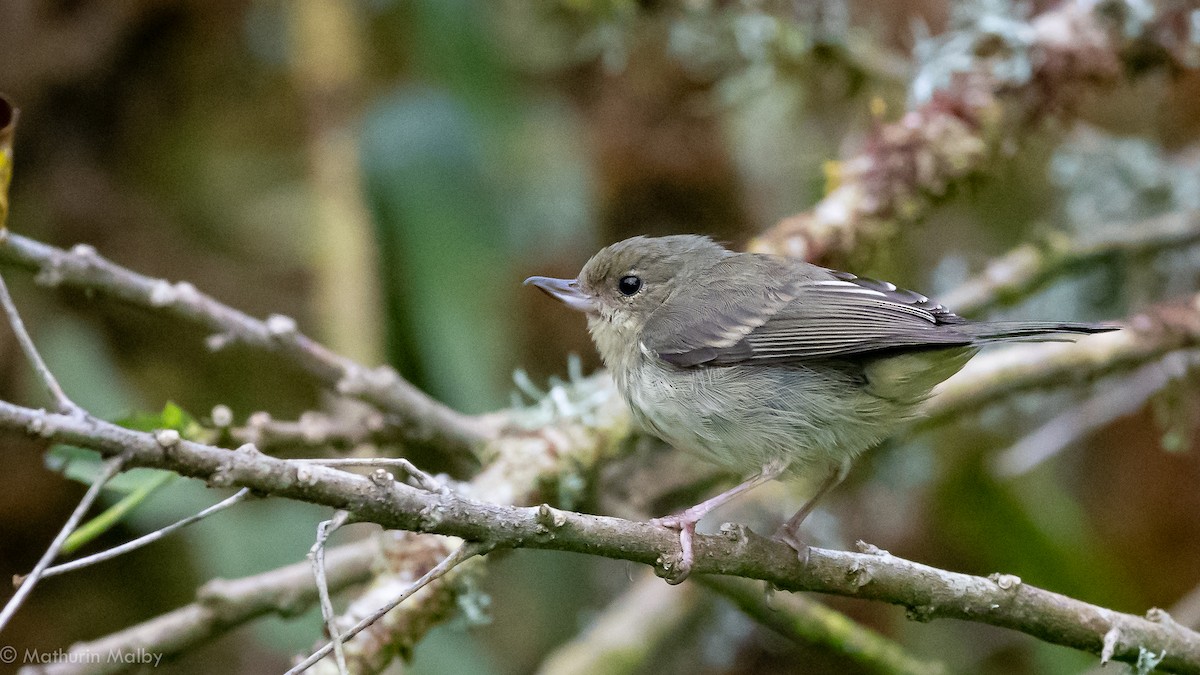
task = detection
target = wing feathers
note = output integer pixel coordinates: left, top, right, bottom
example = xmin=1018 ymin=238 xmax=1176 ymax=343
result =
xmin=639 ymin=252 xmax=1113 ymax=369
xmin=643 ymin=255 xmax=972 ymax=367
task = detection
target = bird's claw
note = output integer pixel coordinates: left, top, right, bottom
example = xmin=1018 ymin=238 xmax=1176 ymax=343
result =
xmin=651 ymin=515 xmax=696 ymax=583
xmin=772 ymin=523 xmax=812 ymax=566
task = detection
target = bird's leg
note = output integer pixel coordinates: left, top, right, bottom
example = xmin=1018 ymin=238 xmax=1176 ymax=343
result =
xmin=651 ymin=460 xmax=788 ymax=583
xmin=774 ymin=458 xmax=851 ymax=555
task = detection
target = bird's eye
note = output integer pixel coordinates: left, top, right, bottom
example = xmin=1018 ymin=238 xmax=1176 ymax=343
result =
xmin=617 ymin=275 xmax=642 ymax=296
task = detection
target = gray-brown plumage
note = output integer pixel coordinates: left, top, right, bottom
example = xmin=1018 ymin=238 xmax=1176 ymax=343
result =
xmin=525 ymin=234 xmax=1116 ymax=580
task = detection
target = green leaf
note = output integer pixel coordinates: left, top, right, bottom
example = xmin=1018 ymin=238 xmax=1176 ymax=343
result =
xmin=45 ymin=446 xmax=173 ymax=494
xmin=42 ymin=401 xmax=204 ymax=549
xmin=43 ymin=445 xmax=178 ymax=553
xmin=116 ymin=401 xmax=196 ymax=433
xmin=46 ymin=401 xmax=204 ymax=492
xmin=60 ymin=471 xmax=177 ymax=554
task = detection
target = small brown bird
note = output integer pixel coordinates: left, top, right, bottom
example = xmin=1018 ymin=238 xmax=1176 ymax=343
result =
xmin=526 ymin=235 xmax=1116 ymax=580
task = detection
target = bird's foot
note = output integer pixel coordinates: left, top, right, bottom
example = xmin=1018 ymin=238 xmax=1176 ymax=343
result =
xmin=772 ymin=521 xmax=812 ymax=567
xmin=650 ymin=514 xmax=698 ymax=583
xmin=647 ymin=463 xmax=790 ymax=584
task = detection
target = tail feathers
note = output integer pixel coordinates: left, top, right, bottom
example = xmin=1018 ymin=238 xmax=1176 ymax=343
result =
xmin=964 ymin=321 xmax=1120 ymax=344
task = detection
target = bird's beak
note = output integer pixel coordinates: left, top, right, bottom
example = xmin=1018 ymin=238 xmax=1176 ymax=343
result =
xmin=523 ymin=276 xmax=598 ymax=313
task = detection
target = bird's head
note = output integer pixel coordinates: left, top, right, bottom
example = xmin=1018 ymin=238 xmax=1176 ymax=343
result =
xmin=524 ymin=235 xmax=731 ymax=364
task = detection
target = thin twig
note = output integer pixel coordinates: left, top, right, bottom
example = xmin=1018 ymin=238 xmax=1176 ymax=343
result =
xmin=296 ymin=457 xmax=419 ymax=468
xmin=309 ymin=511 xmax=351 ymax=675
xmin=34 ymin=488 xmax=253 ymax=580
xmin=287 ymin=541 xmax=487 ymax=674
xmin=228 ymin=409 xmax=402 ymax=453
xmin=293 ymin=457 xmax=446 ymax=492
xmin=0 ymin=270 xmax=77 ymax=414
xmin=0 ymin=455 xmax=124 ymax=633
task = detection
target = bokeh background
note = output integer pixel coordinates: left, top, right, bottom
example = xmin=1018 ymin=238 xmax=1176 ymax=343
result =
xmin=2 ymin=1 xmax=1200 ymax=673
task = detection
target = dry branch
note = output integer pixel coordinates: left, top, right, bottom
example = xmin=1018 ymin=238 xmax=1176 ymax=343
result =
xmin=0 ymin=231 xmax=492 ymax=456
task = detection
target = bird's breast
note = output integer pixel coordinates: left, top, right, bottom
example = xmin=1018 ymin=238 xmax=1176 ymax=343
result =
xmin=615 ymin=357 xmax=915 ymax=477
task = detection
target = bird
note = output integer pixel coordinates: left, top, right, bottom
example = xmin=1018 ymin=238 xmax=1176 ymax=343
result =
xmin=525 ymin=234 xmax=1117 ymax=581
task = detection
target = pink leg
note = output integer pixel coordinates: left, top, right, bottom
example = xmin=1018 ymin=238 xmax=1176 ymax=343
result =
xmin=774 ymin=461 xmax=850 ymax=554
xmin=652 ymin=461 xmax=787 ymax=582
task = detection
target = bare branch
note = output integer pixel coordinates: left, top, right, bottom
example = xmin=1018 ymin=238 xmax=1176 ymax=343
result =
xmin=0 ymin=232 xmax=494 ymax=456
xmin=0 ymin=456 xmax=124 ymax=633
xmin=0 ymin=270 xmax=78 ymax=414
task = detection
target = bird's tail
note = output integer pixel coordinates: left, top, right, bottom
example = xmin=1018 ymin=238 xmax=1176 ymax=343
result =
xmin=963 ymin=321 xmax=1120 ymax=343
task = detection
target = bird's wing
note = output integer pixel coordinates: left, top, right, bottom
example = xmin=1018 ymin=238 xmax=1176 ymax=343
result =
xmin=641 ymin=254 xmax=972 ymax=367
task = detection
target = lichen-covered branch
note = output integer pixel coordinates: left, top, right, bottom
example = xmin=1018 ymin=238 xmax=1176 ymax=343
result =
xmin=292 ymin=539 xmax=486 ymax=675
xmin=750 ymin=2 xmax=1193 ymax=264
